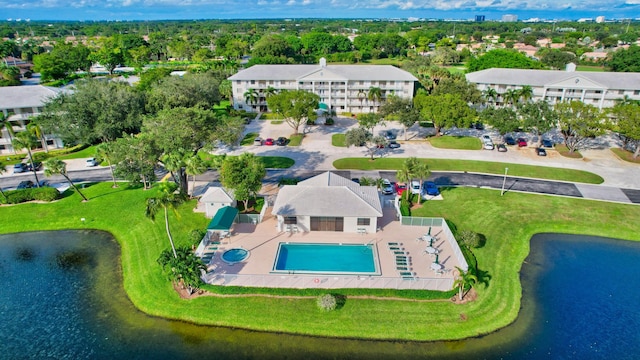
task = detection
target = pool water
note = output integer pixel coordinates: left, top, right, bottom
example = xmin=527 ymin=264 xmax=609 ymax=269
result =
xmin=222 ymin=248 xmax=249 ymax=263
xmin=273 ymin=243 xmax=377 ymax=274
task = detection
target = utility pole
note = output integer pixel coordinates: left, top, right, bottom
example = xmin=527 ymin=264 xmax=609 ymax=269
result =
xmin=501 ymin=167 xmax=509 ymax=196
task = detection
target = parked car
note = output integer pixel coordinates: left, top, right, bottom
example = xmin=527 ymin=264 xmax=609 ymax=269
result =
xmin=481 ymin=134 xmax=492 ymax=144
xmin=253 ymin=137 xmax=263 ymax=146
xmin=17 ymin=180 xmax=34 ymax=189
xmin=504 ymin=136 xmax=516 ymax=146
xmin=483 ymin=142 xmax=494 ymax=150
xmin=86 ymin=158 xmax=99 ymax=167
xmin=264 ymin=138 xmax=274 ymax=146
xmin=410 ymin=180 xmax=421 ymax=194
xmin=275 ymin=137 xmax=288 ymax=146
xmin=395 ymin=182 xmax=407 ymax=196
xmin=38 ymin=180 xmax=50 ymax=187
xmin=26 ymin=161 xmax=42 ymax=171
xmin=517 ymin=138 xmax=528 ymax=147
xmin=536 ymin=147 xmax=547 ymax=156
xmin=13 ymin=163 xmax=28 ymax=173
xmin=423 ymin=181 xmax=440 ymax=196
xmin=470 ymin=122 xmax=485 ymax=130
xmin=542 ymin=139 xmax=554 ymax=148
xmin=497 ymin=143 xmax=507 ymax=152
xmin=384 ymin=130 xmax=396 ymax=140
xmin=351 ymin=178 xmax=360 ymax=184
xmin=381 ymin=179 xmax=394 ymax=195
xmin=387 ymin=140 xmax=400 ymax=149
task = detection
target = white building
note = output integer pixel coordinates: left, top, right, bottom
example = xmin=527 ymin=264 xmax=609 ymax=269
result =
xmin=199 ymin=186 xmax=236 ymax=218
xmin=466 ymin=67 xmax=640 ymax=109
xmin=228 ymin=58 xmax=417 ymax=114
xmin=501 ymin=14 xmax=518 ymax=22
xmin=272 ymin=172 xmax=383 ymax=234
xmin=0 ymin=85 xmax=66 ymax=155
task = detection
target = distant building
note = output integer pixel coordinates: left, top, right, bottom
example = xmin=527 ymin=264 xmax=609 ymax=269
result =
xmin=228 ymin=58 xmax=417 ymax=114
xmin=475 ymin=15 xmax=485 ymax=22
xmin=596 ymin=16 xmax=606 ymax=23
xmin=466 ymin=67 xmax=640 ymax=109
xmin=501 ymin=14 xmax=518 ymax=22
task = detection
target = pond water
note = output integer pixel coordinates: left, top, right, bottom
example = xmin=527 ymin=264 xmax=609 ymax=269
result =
xmin=1 ymin=231 xmax=639 ymax=359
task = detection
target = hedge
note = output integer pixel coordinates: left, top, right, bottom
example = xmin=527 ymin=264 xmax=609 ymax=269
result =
xmin=1 ymin=187 xmax=60 ymax=204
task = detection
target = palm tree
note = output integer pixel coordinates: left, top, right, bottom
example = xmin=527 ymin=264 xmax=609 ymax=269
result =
xmin=161 ymin=152 xmax=188 ymax=195
xmin=518 ymin=85 xmax=534 ymax=104
xmin=12 ymin=131 xmax=40 ymax=187
xmin=95 ymin=142 xmax=118 ymax=188
xmin=367 ymin=86 xmax=383 ymax=107
xmin=157 ymin=246 xmax=206 ymax=295
xmin=27 ymin=121 xmax=47 ymax=153
xmin=615 ymin=95 xmax=640 ymax=106
xmin=453 ymin=266 xmax=479 ymax=301
xmin=184 ymin=154 xmax=206 ymax=198
xmin=503 ymin=89 xmax=520 ymax=107
xmin=243 ymin=88 xmax=259 ymax=109
xmin=44 ymin=159 xmax=88 ymax=201
xmin=396 ymin=166 xmax=412 ymax=202
xmin=0 ymin=165 xmax=6 ymax=201
xmin=0 ymin=112 xmax=16 ymax=154
xmin=482 ymin=88 xmax=498 ymax=105
xmin=414 ymin=161 xmax=431 ymax=204
xmin=264 ymin=86 xmax=277 ymax=99
xmin=357 ymin=89 xmax=366 ymax=106
xmin=145 ymin=182 xmax=187 ymax=258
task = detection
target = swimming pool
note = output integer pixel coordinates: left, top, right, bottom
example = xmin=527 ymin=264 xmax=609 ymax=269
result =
xmin=273 ymin=243 xmax=379 ymax=274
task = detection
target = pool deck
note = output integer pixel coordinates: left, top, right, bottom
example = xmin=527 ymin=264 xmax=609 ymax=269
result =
xmin=201 ymin=208 xmax=462 ymax=291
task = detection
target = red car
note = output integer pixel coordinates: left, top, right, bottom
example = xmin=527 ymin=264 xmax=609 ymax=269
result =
xmin=517 ymin=138 xmax=527 ymax=147
xmin=395 ymin=182 xmax=407 ymax=196
xmin=264 ymin=138 xmax=274 ymax=146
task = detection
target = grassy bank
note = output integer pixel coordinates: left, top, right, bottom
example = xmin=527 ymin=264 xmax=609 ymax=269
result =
xmin=0 ymin=183 xmax=638 ymax=341
xmin=333 ymin=157 xmax=604 ymax=184
xmin=198 ymin=152 xmax=295 ymax=169
xmin=429 ymin=136 xmax=482 ymax=150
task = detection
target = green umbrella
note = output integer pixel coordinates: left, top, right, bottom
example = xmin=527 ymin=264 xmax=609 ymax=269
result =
xmin=434 ymin=254 xmax=439 ymax=264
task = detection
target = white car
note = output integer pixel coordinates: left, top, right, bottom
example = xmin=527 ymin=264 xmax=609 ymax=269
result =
xmin=481 ymin=134 xmax=492 ymax=144
xmin=483 ymin=142 xmax=494 ymax=150
xmin=86 ymin=158 xmax=98 ymax=167
xmin=381 ymin=179 xmax=394 ymax=195
xmin=410 ymin=180 xmax=421 ymax=194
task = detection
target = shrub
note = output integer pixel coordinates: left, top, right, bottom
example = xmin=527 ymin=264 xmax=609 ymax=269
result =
xmin=457 ymin=229 xmax=484 ymax=249
xmin=32 ymin=144 xmax=90 ymax=162
xmin=277 ymin=177 xmax=299 ymax=186
xmin=189 ymin=229 xmax=206 ymax=244
xmin=399 ymin=198 xmax=411 ymax=216
xmin=2 ymin=187 xmax=59 ymax=204
xmin=324 ymin=117 xmax=335 ymax=125
xmin=316 ymin=294 xmax=338 ymax=311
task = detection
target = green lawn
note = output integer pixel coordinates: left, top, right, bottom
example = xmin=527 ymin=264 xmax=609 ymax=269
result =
xmin=429 ymin=136 xmax=482 ymax=150
xmin=53 ymin=145 xmax=98 ymax=160
xmin=260 ymin=113 xmax=280 ymax=120
xmin=575 ymin=65 xmax=606 ymax=72
xmin=333 ymin=157 xmax=604 ymax=184
xmin=555 ymin=144 xmax=583 ymax=159
xmin=240 ymin=132 xmax=259 ymax=146
xmin=198 ymin=152 xmax=294 ymax=169
xmin=610 ymin=148 xmax=640 ymax=164
xmin=0 ymin=183 xmax=638 ymax=341
xmin=332 ymin=134 xmax=346 ymax=147
xmin=288 ymin=134 xmax=304 ymax=146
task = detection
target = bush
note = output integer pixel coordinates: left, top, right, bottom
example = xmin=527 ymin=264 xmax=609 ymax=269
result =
xmin=32 ymin=144 xmax=90 ymax=162
xmin=2 ymin=187 xmax=59 ymax=204
xmin=457 ymin=229 xmax=484 ymax=249
xmin=316 ymin=294 xmax=338 ymax=311
xmin=277 ymin=177 xmax=299 ymax=186
xmin=189 ymin=229 xmax=206 ymax=245
xmin=399 ymin=198 xmax=411 ymax=216
xmin=324 ymin=117 xmax=335 ymax=125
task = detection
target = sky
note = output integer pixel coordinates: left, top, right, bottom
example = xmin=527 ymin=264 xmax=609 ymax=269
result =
xmin=1 ymin=0 xmax=640 ymax=21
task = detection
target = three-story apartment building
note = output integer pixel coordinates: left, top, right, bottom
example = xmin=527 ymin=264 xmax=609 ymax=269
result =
xmin=228 ymin=58 xmax=417 ymax=114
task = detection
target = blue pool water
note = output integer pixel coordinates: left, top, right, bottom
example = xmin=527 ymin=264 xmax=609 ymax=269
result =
xmin=274 ymin=243 xmax=377 ymax=273
xmin=222 ymin=248 xmax=249 ymax=263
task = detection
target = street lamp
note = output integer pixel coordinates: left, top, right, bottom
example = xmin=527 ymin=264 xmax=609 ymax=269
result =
xmin=501 ymin=167 xmax=509 ymax=196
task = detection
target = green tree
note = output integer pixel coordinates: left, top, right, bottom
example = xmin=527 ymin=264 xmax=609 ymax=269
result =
xmin=157 ymin=246 xmax=206 ymax=295
xmin=219 ymin=79 xmax=233 ymax=102
xmin=12 ymin=131 xmax=41 ymax=186
xmin=414 ymin=93 xmax=476 ymax=136
xmin=413 ymin=160 xmax=430 ymax=204
xmin=611 ymin=103 xmax=640 ymax=158
xmin=43 ymin=159 xmax=88 ymax=201
xmin=467 ymin=49 xmax=543 ymax=72
xmin=266 ymin=89 xmax=319 ymax=134
xmin=146 ymin=72 xmax=222 ymax=113
xmin=252 ymin=34 xmax=293 ymax=58
xmin=367 ymin=86 xmax=383 ymax=108
xmin=26 ymin=121 xmax=47 ymax=153
xmin=111 ymin=134 xmax=158 ymax=189
xmin=243 ymin=88 xmax=259 ymax=109
xmin=480 ymin=106 xmax=521 ymax=135
xmin=185 ymin=154 xmax=207 ymax=198
xmin=482 ymin=88 xmax=498 ymax=105
xmin=356 ymin=113 xmax=383 ymax=134
xmin=95 ymin=142 xmax=118 ymax=188
xmin=219 ymin=153 xmax=266 ymax=211
xmin=608 ymin=45 xmax=640 ymax=72
xmin=541 ymin=50 xmax=577 ymax=70
xmin=453 ymin=266 xmax=478 ymax=301
xmin=0 ymin=164 xmax=6 ymax=200
xmin=519 ymin=101 xmax=558 ymax=146
xmin=89 ymin=36 xmax=125 ymax=74
xmin=555 ymin=101 xmax=608 ymax=153
xmin=379 ymin=95 xmax=421 ymax=140
xmin=145 ymin=182 xmax=187 ymax=258
xmin=344 ymin=127 xmax=386 ymax=160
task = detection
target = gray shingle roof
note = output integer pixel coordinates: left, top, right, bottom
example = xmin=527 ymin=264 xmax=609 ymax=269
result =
xmin=272 ymin=172 xmax=383 ymax=217
xmin=0 ymin=85 xmax=67 ymax=110
xmin=200 ymin=187 xmax=234 ymax=203
xmin=466 ymin=68 xmax=640 ymax=90
xmin=228 ymin=64 xmax=418 ymax=82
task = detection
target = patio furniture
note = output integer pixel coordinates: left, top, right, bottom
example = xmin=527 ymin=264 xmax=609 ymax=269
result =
xmin=431 ymin=263 xmax=444 ymax=271
xmin=425 ymin=246 xmax=439 ymax=256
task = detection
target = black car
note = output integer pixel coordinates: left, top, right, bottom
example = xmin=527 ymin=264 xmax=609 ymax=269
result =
xmin=27 ymin=161 xmax=42 ymax=171
xmin=13 ymin=163 xmax=28 ymax=173
xmin=387 ymin=141 xmax=400 ymax=149
xmin=275 ymin=137 xmax=288 ymax=146
xmin=542 ymin=139 xmax=554 ymax=148
xmin=470 ymin=122 xmax=485 ymax=130
xmin=536 ymin=147 xmax=547 ymax=156
xmin=503 ymin=136 xmax=516 ymax=146
xmin=497 ymin=143 xmax=507 ymax=152
xmin=17 ymin=180 xmax=35 ymax=189
xmin=351 ymin=178 xmax=360 ymax=184
xmin=384 ymin=130 xmax=396 ymax=141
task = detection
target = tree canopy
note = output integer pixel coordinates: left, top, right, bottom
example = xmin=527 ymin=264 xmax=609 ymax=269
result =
xmin=608 ymin=45 xmax=640 ymax=72
xmin=555 ymin=101 xmax=608 ymax=152
xmin=414 ymin=93 xmax=476 ymax=136
xmin=467 ymin=49 xmax=543 ymax=72
xmin=266 ymin=89 xmax=319 ymax=134
xmin=219 ymin=153 xmax=266 ymax=211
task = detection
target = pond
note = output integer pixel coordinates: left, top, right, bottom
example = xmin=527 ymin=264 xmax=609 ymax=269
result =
xmin=1 ymin=231 xmax=639 ymax=359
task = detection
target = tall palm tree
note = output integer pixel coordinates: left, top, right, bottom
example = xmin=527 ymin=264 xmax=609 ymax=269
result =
xmin=184 ymin=154 xmax=206 ymax=198
xmin=0 ymin=165 xmax=6 ymax=201
xmin=264 ymin=86 xmax=277 ymax=99
xmin=503 ymin=89 xmax=520 ymax=107
xmin=518 ymin=85 xmax=534 ymax=104
xmin=145 ymin=182 xmax=186 ymax=258
xmin=453 ymin=266 xmax=479 ymax=301
xmin=482 ymin=88 xmax=498 ymax=105
xmin=367 ymin=86 xmax=383 ymax=107
xmin=414 ymin=161 xmax=431 ymax=204
xmin=396 ymin=166 xmax=412 ymax=202
xmin=12 ymin=131 xmax=40 ymax=187
xmin=157 ymin=246 xmax=206 ymax=295
xmin=243 ymin=88 xmax=259 ymax=109
xmin=0 ymin=112 xmax=16 ymax=153
xmin=27 ymin=121 xmax=48 ymax=153
xmin=95 ymin=142 xmax=118 ymax=188
xmin=357 ymin=89 xmax=366 ymax=106
xmin=44 ymin=159 xmax=88 ymax=201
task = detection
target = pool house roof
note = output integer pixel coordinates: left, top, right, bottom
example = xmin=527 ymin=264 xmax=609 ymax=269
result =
xmin=272 ymin=172 xmax=383 ymax=218
xmin=207 ymin=206 xmax=239 ymax=231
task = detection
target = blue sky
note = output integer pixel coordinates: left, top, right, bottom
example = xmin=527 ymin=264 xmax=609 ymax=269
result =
xmin=2 ymin=0 xmax=640 ymax=21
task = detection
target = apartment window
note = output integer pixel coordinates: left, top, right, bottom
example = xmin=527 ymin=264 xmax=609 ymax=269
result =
xmin=594 ymin=90 xmax=602 ymax=94
xmin=284 ymin=216 xmax=297 ymax=224
xmin=236 ymin=80 xmax=241 ymax=84
xmin=634 ymin=90 xmax=640 ymax=95
xmin=250 ymin=80 xmax=255 ymax=85
xmin=618 ymin=90 xmax=624 ymax=95
xmin=357 ymin=218 xmax=370 ymax=226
